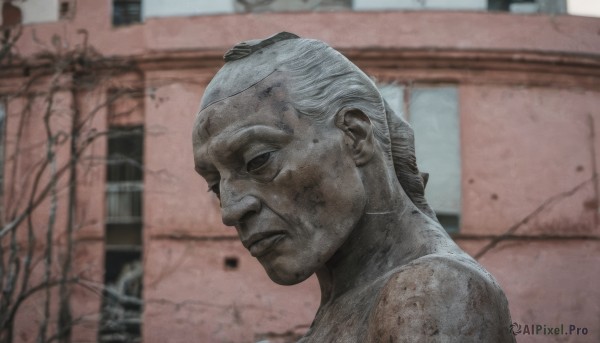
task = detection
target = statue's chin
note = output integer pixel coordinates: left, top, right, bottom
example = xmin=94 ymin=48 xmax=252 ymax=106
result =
xmin=264 ymin=266 xmax=313 ymax=286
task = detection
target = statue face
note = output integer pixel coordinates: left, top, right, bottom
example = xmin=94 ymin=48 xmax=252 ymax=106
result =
xmin=193 ymin=76 xmax=367 ymax=285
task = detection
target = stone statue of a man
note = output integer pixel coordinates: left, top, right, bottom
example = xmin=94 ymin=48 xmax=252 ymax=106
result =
xmin=192 ymin=32 xmax=514 ymax=342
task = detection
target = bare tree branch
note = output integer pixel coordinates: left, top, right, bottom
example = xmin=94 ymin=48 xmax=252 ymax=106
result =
xmin=474 ymin=178 xmax=593 ymax=259
xmin=1 ymin=27 xmax=145 ymax=343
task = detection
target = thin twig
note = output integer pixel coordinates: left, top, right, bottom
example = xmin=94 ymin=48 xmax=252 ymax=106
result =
xmin=38 ymin=73 xmax=60 ymax=343
xmin=474 ymin=178 xmax=594 ymax=259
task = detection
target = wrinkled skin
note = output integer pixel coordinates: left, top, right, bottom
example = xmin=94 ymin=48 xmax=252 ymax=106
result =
xmin=192 ymin=73 xmax=515 ymax=342
xmin=193 ymin=74 xmax=366 ymax=285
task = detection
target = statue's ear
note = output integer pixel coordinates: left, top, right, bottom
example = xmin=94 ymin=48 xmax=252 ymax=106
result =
xmin=334 ymin=108 xmax=375 ymax=166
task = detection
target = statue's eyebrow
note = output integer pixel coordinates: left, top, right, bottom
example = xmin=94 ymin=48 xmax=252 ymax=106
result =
xmin=194 ymin=142 xmax=217 ymax=175
xmin=210 ymin=125 xmax=293 ymax=159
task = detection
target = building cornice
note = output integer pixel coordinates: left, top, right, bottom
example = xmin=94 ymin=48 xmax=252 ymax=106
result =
xmin=2 ymin=47 xmax=600 ymax=92
xmin=135 ymin=47 xmax=600 ymax=89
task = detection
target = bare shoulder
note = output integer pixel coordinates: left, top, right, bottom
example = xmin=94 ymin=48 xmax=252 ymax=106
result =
xmin=366 ymin=253 xmax=515 ymax=343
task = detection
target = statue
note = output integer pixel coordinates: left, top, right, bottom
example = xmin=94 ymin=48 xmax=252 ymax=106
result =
xmin=192 ymin=32 xmax=514 ymax=342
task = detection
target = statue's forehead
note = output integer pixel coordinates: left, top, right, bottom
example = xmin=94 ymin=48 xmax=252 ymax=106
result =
xmin=195 ymin=73 xmax=291 ymax=143
xmin=200 ymin=39 xmax=298 ymax=110
xmin=200 ymin=71 xmax=288 ymax=114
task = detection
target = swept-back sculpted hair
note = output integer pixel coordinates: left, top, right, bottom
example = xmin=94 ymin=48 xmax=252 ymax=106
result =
xmin=202 ymin=34 xmax=436 ymax=220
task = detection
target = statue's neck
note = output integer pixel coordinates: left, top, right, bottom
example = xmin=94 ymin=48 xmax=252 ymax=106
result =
xmin=315 ymin=176 xmax=452 ymax=307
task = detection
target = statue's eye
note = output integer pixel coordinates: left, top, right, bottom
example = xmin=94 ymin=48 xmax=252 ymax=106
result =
xmin=246 ymin=151 xmax=272 ymax=172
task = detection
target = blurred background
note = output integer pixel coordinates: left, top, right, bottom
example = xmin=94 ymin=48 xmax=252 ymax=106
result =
xmin=0 ymin=0 xmax=599 ymax=342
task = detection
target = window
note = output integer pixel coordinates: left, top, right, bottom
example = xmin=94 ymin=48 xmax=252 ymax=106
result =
xmin=106 ymin=127 xmax=143 ymax=225
xmin=144 ymin=0 xmax=235 ymax=17
xmin=100 ymin=249 xmax=142 ymax=343
xmin=379 ymin=84 xmax=461 ymax=232
xmin=59 ymin=0 xmax=75 ymax=20
xmin=351 ymin=0 xmax=565 ymax=13
xmin=106 ymin=182 xmax=143 ymax=225
xmin=1 ymin=2 xmax=22 ymax=27
xmin=354 ymin=0 xmax=487 ymax=11
xmin=488 ymin=0 xmax=566 ymax=13
xmin=100 ymin=126 xmax=143 ymax=343
xmin=143 ymin=0 xmax=352 ymax=17
xmin=2 ymin=0 xmax=62 ymax=25
xmin=235 ymin=0 xmax=351 ymax=13
xmin=113 ymin=0 xmax=141 ymax=26
xmin=489 ymin=0 xmax=536 ymax=11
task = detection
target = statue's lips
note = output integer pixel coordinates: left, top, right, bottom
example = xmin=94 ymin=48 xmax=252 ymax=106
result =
xmin=245 ymin=231 xmax=286 ymax=257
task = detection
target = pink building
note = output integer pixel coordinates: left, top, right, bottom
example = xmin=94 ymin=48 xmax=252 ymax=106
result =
xmin=0 ymin=1 xmax=598 ymax=342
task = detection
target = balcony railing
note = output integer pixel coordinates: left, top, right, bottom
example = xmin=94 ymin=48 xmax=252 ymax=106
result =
xmin=106 ymin=181 xmax=143 ymax=224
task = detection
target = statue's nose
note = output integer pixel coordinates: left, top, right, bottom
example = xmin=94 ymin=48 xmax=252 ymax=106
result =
xmin=220 ymin=182 xmax=261 ymax=226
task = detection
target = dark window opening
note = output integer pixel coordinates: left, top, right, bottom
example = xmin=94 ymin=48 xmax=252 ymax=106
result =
xmin=106 ymin=184 xmax=142 ymax=224
xmin=1 ymin=2 xmax=22 ymax=27
xmin=60 ymin=2 xmax=70 ymax=16
xmin=101 ymin=125 xmax=143 ymax=343
xmin=106 ymin=127 xmax=143 ymax=225
xmin=113 ymin=0 xmax=141 ymax=26
xmin=59 ymin=1 xmax=73 ymax=19
xmin=224 ymin=257 xmax=239 ymax=270
xmin=436 ymin=214 xmax=460 ymax=234
xmin=100 ymin=250 xmax=142 ymax=343
xmin=488 ymin=0 xmax=535 ymax=11
xmin=106 ymin=223 xmax=143 ymax=247
xmin=104 ymin=250 xmax=142 ymax=284
xmin=107 ymin=126 xmax=144 ymax=182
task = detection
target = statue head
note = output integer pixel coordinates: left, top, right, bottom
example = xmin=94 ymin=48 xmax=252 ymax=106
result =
xmin=192 ymin=32 xmax=434 ymax=285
